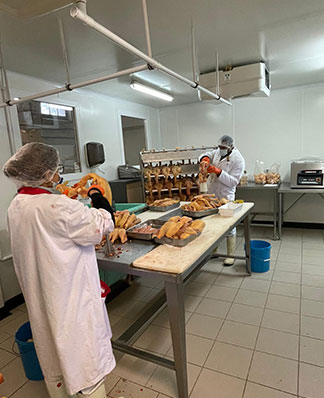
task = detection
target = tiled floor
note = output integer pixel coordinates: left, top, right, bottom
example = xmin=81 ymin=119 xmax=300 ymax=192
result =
xmin=2 ymin=227 xmax=324 ymax=397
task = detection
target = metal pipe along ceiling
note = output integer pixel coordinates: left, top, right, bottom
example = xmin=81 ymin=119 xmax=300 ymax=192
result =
xmin=70 ymin=1 xmax=231 ymax=106
xmin=0 ymin=64 xmax=147 ymax=108
xmin=0 ymin=0 xmax=231 ymax=107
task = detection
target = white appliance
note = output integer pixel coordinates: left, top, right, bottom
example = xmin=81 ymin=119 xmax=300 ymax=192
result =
xmin=199 ymin=62 xmax=270 ymax=100
xmin=290 ymin=159 xmax=324 ymax=189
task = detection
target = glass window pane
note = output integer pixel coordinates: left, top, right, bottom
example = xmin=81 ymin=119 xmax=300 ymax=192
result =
xmin=17 ymin=100 xmax=81 ymax=175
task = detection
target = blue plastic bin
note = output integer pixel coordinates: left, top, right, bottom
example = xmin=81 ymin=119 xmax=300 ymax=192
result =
xmin=15 ymin=322 xmax=44 ymax=380
xmin=248 ymin=240 xmax=271 ymax=273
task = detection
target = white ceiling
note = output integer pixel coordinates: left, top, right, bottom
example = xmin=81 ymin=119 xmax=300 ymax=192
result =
xmin=1 ymin=0 xmax=324 ymax=107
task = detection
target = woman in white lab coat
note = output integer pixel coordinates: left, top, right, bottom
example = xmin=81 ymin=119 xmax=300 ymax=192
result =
xmin=200 ymin=135 xmax=245 ymax=265
xmin=3 ymin=143 xmax=115 ymax=398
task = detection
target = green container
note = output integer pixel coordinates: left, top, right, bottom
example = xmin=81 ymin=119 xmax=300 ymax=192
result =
xmin=99 ymin=268 xmax=125 ymax=288
xmin=115 ymin=203 xmax=147 ymax=214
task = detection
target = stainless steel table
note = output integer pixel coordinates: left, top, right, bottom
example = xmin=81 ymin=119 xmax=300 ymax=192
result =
xmin=236 ymin=183 xmax=280 ymax=240
xmin=278 ymin=182 xmax=324 ymax=239
xmin=96 ymin=203 xmax=254 ymax=398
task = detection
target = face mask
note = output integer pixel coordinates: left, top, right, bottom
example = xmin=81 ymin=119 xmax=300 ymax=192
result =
xmin=219 ymin=149 xmax=228 ymax=157
xmin=52 ymin=176 xmax=63 ymax=188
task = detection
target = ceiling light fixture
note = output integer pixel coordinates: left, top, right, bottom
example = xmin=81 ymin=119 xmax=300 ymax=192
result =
xmin=130 ymin=81 xmax=174 ymax=102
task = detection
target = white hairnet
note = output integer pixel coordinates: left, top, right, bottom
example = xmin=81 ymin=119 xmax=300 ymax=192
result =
xmin=3 ymin=142 xmax=60 ymax=187
xmin=219 ymin=135 xmax=234 ymax=149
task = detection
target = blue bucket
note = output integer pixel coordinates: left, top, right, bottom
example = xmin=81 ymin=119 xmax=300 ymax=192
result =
xmin=15 ymin=322 xmax=44 ymax=381
xmin=249 ymin=240 xmax=271 ymax=273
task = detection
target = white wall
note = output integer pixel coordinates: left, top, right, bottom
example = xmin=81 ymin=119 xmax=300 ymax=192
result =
xmin=159 ymin=84 xmax=324 ymax=224
xmin=0 ymin=71 xmax=161 ymax=230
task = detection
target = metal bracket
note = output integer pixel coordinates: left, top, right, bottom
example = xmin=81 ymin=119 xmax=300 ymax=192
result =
xmin=112 ymin=340 xmax=175 ymax=370
xmin=283 ymin=193 xmax=305 ymax=215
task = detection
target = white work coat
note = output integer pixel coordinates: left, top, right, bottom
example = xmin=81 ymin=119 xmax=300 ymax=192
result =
xmin=7 ymin=191 xmax=115 ymax=395
xmin=201 ymin=147 xmax=245 ymax=201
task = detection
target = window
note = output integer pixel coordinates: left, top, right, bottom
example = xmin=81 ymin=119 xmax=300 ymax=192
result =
xmin=17 ymin=100 xmax=81 ymax=174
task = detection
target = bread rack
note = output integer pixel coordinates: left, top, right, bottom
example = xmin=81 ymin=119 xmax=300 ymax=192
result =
xmin=140 ymin=146 xmax=218 ymax=204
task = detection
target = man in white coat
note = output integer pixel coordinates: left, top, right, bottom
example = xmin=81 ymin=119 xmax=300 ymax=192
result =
xmin=200 ymin=135 xmax=245 ymax=265
xmin=3 ymin=143 xmax=116 ymax=398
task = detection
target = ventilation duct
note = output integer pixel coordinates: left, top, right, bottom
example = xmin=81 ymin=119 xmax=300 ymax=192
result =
xmin=199 ymin=62 xmax=270 ymax=100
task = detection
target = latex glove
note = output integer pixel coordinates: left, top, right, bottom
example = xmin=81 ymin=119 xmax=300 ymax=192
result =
xmin=200 ymin=156 xmax=211 ymax=165
xmin=87 ymin=184 xmax=105 ymax=197
xmin=200 ymin=157 xmax=210 ymax=173
xmin=207 ymin=165 xmax=222 ymax=176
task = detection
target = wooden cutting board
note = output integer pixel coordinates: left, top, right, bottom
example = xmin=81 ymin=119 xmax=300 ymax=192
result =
xmin=133 ymin=202 xmax=254 ymax=274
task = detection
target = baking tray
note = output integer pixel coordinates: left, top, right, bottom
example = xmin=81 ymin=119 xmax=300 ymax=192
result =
xmin=181 ymin=207 xmax=219 ymax=218
xmin=127 ymin=219 xmax=165 ymax=240
xmin=148 ymin=201 xmax=180 ymax=212
xmin=154 ymin=232 xmax=201 ymax=247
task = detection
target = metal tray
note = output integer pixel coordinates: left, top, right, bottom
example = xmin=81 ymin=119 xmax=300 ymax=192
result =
xmin=154 ymin=232 xmax=201 ymax=247
xmin=127 ymin=219 xmax=165 ymax=240
xmin=181 ymin=207 xmax=219 ymax=218
xmin=148 ymin=201 xmax=180 ymax=212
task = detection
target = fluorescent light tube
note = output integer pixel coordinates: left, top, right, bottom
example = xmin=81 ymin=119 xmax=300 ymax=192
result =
xmin=130 ymin=81 xmax=173 ymax=102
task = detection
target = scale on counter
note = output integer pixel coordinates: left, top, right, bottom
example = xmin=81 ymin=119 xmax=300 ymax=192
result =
xmin=290 ymin=159 xmax=324 ymax=188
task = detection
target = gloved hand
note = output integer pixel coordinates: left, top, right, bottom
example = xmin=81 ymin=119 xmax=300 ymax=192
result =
xmin=200 ymin=157 xmax=210 ymax=174
xmin=200 ymin=156 xmax=211 ymax=165
xmin=88 ymin=186 xmax=115 ymax=225
xmin=207 ymin=165 xmax=222 ymax=176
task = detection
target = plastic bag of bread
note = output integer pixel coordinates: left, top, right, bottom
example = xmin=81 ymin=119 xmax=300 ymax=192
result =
xmin=266 ymin=163 xmax=281 ymax=184
xmin=240 ymin=170 xmax=248 ymax=185
xmin=254 ymin=160 xmax=266 ymax=184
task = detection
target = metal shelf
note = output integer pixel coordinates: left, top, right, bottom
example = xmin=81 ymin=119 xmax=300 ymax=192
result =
xmin=140 ymin=146 xmax=216 ymax=202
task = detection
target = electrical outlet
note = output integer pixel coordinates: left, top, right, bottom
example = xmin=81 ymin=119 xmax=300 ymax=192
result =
xmin=224 ymin=72 xmax=231 ymax=81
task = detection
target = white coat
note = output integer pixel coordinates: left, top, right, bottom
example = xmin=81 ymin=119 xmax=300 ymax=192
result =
xmin=7 ymin=191 xmax=115 ymax=395
xmin=200 ymin=147 xmax=245 ymax=201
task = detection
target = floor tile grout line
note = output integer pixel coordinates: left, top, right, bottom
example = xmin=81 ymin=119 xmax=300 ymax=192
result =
xmin=297 ymin=233 xmax=305 ymax=398
xmin=0 ymin=342 xmax=19 ymax=357
xmin=242 ymin=236 xmax=281 ymax=398
xmin=188 ymin=364 xmax=301 ymax=397
xmin=110 ymin=374 xmax=173 ymax=398
xmin=268 ymin=291 xmax=301 ymax=300
xmin=123 ymin=369 xmax=170 ymax=398
xmin=138 ymin=262 xmax=222 ymax=396
xmin=246 ymin=380 xmax=299 ymax=397
xmin=106 ymin=375 xmax=122 ymax=395
xmin=8 ymin=379 xmax=30 ymax=398
xmin=111 ymin=232 xmax=323 ymax=397
xmin=187 ymin=263 xmax=246 ymax=397
xmin=0 ymin=353 xmax=19 ymax=371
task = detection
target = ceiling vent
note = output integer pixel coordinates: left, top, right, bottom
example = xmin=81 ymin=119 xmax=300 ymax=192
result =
xmin=199 ymin=62 xmax=270 ymax=100
xmin=0 ymin=0 xmax=73 ymax=19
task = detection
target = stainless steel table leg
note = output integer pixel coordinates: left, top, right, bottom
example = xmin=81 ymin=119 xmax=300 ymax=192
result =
xmin=278 ymin=192 xmax=282 ymax=240
xmin=273 ymin=189 xmax=277 ymax=240
xmin=243 ymin=215 xmax=251 ymax=275
xmin=165 ymin=279 xmax=188 ymax=398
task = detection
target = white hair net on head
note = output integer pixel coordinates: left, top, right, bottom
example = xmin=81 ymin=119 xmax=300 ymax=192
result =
xmin=3 ymin=142 xmax=60 ymax=187
xmin=219 ymin=135 xmax=234 ymax=149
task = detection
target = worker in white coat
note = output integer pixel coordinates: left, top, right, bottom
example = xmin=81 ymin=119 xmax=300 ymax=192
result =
xmin=3 ymin=143 xmax=116 ymax=398
xmin=200 ymin=135 xmax=245 ymax=265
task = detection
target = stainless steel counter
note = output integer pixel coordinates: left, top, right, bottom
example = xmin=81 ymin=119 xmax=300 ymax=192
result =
xmin=96 ymin=204 xmax=254 ymax=398
xmin=237 ymin=182 xmax=280 ymax=240
xmin=278 ymin=182 xmax=324 ymax=238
